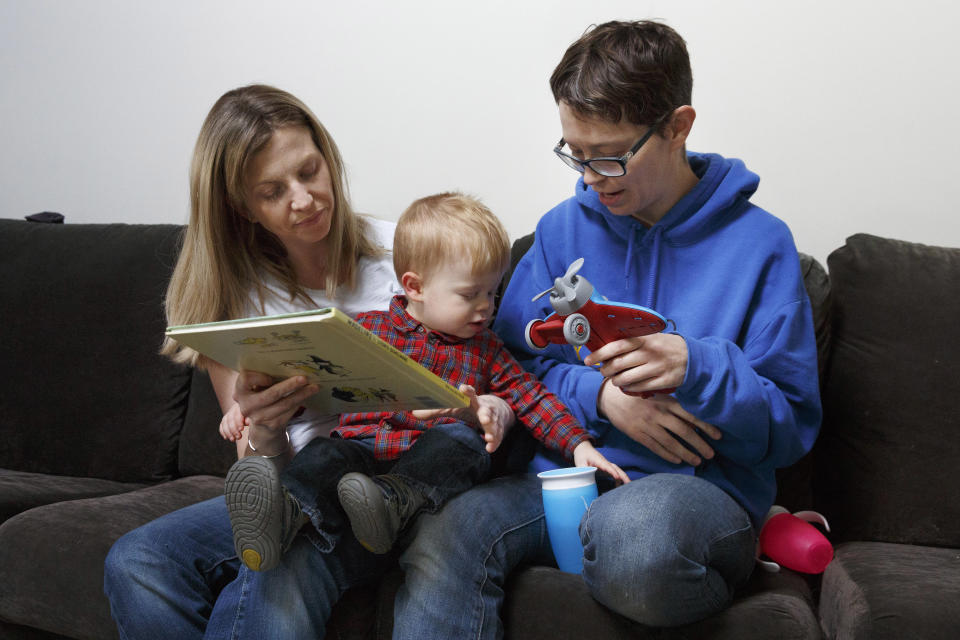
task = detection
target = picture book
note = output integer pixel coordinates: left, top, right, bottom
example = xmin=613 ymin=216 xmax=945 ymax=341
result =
xmin=166 ymin=308 xmax=470 ymax=413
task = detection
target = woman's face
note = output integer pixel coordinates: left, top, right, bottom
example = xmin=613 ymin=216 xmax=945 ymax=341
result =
xmin=244 ymin=125 xmax=335 ymax=255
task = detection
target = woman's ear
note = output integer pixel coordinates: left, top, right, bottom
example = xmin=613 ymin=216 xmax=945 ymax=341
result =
xmin=667 ymin=105 xmax=696 ymax=151
xmin=235 ymin=203 xmax=258 ymax=224
xmin=401 ymin=271 xmax=425 ymax=300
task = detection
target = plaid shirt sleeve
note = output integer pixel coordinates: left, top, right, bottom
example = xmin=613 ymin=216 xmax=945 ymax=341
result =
xmin=486 ymin=339 xmax=591 ymax=460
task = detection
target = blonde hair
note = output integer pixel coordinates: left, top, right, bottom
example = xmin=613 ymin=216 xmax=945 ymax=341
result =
xmin=393 ymin=192 xmax=510 ymax=280
xmin=162 ymin=84 xmax=383 ymax=367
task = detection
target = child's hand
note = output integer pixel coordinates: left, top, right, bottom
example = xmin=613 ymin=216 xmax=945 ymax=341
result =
xmin=219 ymin=403 xmax=249 ymax=442
xmin=411 ymin=384 xmax=516 ymax=453
xmin=573 ymin=440 xmax=630 ymax=485
xmin=471 ymin=388 xmax=515 ymax=453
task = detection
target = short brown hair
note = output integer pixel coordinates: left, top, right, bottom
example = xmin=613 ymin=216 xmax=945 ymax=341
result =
xmin=550 ymin=20 xmax=692 ymax=128
xmin=393 ymin=192 xmax=510 ymax=280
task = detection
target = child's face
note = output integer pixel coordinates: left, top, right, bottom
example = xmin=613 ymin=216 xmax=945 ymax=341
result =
xmin=409 ymin=261 xmax=503 ymax=339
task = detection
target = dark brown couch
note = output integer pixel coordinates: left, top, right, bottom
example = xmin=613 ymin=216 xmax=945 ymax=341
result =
xmin=1 ymin=217 xmax=957 ymax=639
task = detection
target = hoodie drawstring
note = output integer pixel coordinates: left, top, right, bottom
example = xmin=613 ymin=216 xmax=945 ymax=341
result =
xmin=623 ymin=224 xmax=663 ymax=310
xmin=646 ymin=226 xmax=664 ymax=310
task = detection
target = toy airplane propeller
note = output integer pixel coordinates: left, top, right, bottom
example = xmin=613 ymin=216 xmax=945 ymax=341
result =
xmin=524 ymin=258 xmax=676 ymax=398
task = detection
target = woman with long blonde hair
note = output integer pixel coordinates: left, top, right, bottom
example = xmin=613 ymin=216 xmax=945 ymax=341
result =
xmin=104 ymin=84 xmax=407 ymax=638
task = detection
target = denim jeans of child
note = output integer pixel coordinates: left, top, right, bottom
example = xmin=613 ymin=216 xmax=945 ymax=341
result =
xmin=283 ymin=421 xmax=491 ymax=552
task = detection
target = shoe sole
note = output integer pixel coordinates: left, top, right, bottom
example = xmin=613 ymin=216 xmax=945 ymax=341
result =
xmin=337 ymin=473 xmax=394 ymax=554
xmin=225 ymin=456 xmax=283 ymax=571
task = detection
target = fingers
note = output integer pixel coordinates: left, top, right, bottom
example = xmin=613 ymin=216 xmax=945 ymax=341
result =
xmin=583 ymin=338 xmax=638 ymax=368
xmin=236 ymin=370 xmax=275 ymax=394
xmin=630 ymin=428 xmax=690 ymax=465
xmin=484 ymin=431 xmax=501 ymax=453
xmin=573 ymin=442 xmax=631 ymax=485
xmin=648 ymin=417 xmax=714 ymax=465
xmin=219 ymin=408 xmax=247 ymax=442
xmin=671 ymin=405 xmax=722 ymax=440
xmin=600 ymin=460 xmax=631 ymax=485
xmin=235 ymin=373 xmax=318 ymax=429
xmin=476 ymin=405 xmax=505 ymax=453
xmin=586 ymin=334 xmax=687 ymax=394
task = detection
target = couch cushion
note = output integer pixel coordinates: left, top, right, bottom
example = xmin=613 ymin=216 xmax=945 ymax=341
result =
xmin=364 ymin=567 xmax=821 ymax=640
xmin=819 ymin=541 xmax=960 ymax=640
xmin=0 ymin=468 xmax=147 ymax=525
xmin=502 ymin=566 xmax=820 ymax=640
xmin=0 ymin=475 xmax=224 ymax=640
xmin=0 ymin=621 xmax=72 ymax=639
xmin=0 ymin=220 xmax=192 ymax=482
xmin=369 ymin=565 xmax=820 ymax=640
xmin=814 ymin=234 xmax=960 ymax=546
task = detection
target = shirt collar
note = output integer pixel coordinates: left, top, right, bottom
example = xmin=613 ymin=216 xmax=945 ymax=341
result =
xmin=388 ymin=295 xmax=467 ymax=344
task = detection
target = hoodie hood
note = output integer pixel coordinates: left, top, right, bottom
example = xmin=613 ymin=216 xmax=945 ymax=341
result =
xmin=571 ymin=152 xmax=760 ymax=307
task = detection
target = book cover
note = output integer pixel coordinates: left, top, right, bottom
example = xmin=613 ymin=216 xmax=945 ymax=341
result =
xmin=166 ymin=308 xmax=469 ymax=413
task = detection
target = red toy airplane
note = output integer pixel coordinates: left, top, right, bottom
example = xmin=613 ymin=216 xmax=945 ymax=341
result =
xmin=523 ymin=258 xmax=675 ymax=397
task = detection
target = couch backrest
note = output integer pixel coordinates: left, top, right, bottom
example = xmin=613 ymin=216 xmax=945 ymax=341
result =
xmin=0 ymin=220 xmax=212 ymax=482
xmin=178 ymin=369 xmax=236 ymax=478
xmin=813 ymin=233 xmax=960 ymax=547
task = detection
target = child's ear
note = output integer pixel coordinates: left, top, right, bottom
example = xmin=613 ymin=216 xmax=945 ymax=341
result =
xmin=401 ymin=271 xmax=425 ymax=300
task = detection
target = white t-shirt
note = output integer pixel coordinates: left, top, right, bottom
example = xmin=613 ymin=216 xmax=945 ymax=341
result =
xmin=243 ymin=217 xmax=402 ymax=452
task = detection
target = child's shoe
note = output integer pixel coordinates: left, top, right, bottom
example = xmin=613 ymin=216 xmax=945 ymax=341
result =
xmin=337 ymin=473 xmax=426 ymax=554
xmin=225 ymin=455 xmax=308 ymax=571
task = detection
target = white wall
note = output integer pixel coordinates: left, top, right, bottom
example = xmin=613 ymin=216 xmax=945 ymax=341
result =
xmin=2 ymin=0 xmax=959 ymax=266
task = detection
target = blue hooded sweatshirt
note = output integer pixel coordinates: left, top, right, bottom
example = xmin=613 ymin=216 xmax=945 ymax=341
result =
xmin=493 ymin=152 xmax=821 ymax=528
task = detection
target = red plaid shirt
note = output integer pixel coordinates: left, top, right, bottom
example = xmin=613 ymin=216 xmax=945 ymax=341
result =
xmin=334 ymin=296 xmax=590 ymax=460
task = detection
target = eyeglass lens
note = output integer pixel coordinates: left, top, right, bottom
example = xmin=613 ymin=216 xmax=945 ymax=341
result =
xmin=557 ymin=153 xmax=625 ymax=177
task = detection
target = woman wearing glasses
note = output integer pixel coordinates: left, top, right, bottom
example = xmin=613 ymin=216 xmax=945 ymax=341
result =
xmin=393 ymin=19 xmax=821 ymax=636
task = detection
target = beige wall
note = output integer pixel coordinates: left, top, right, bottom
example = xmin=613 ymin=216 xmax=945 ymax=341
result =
xmin=2 ymin=0 xmax=958 ymax=265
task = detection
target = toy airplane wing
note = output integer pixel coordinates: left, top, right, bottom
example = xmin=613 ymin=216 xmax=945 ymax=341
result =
xmin=591 ymin=300 xmax=669 ymax=342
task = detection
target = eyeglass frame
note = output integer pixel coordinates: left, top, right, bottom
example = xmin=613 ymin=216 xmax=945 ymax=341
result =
xmin=553 ymin=111 xmax=673 ymax=177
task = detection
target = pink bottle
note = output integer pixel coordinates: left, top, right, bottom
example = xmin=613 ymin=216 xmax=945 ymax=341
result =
xmin=756 ymin=506 xmax=834 ymax=574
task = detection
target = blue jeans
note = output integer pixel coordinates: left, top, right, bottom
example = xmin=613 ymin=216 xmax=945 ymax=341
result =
xmin=104 ymin=495 xmax=394 ymax=639
xmin=391 ymin=472 xmax=756 ymax=638
xmin=104 ymin=424 xmax=489 ymax=639
xmin=284 ymin=422 xmax=491 ymax=551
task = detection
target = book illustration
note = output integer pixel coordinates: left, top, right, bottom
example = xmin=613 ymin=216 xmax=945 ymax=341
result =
xmin=280 ymin=355 xmax=351 ymax=378
xmin=234 ymin=329 xmax=310 ymax=348
xmin=332 ymin=386 xmax=399 ymax=403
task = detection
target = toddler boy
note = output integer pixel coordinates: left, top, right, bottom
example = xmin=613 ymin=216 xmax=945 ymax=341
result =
xmin=225 ymin=192 xmax=626 ymax=571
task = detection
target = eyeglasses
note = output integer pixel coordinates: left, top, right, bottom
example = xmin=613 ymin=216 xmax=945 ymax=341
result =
xmin=553 ymin=112 xmax=671 ymax=177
